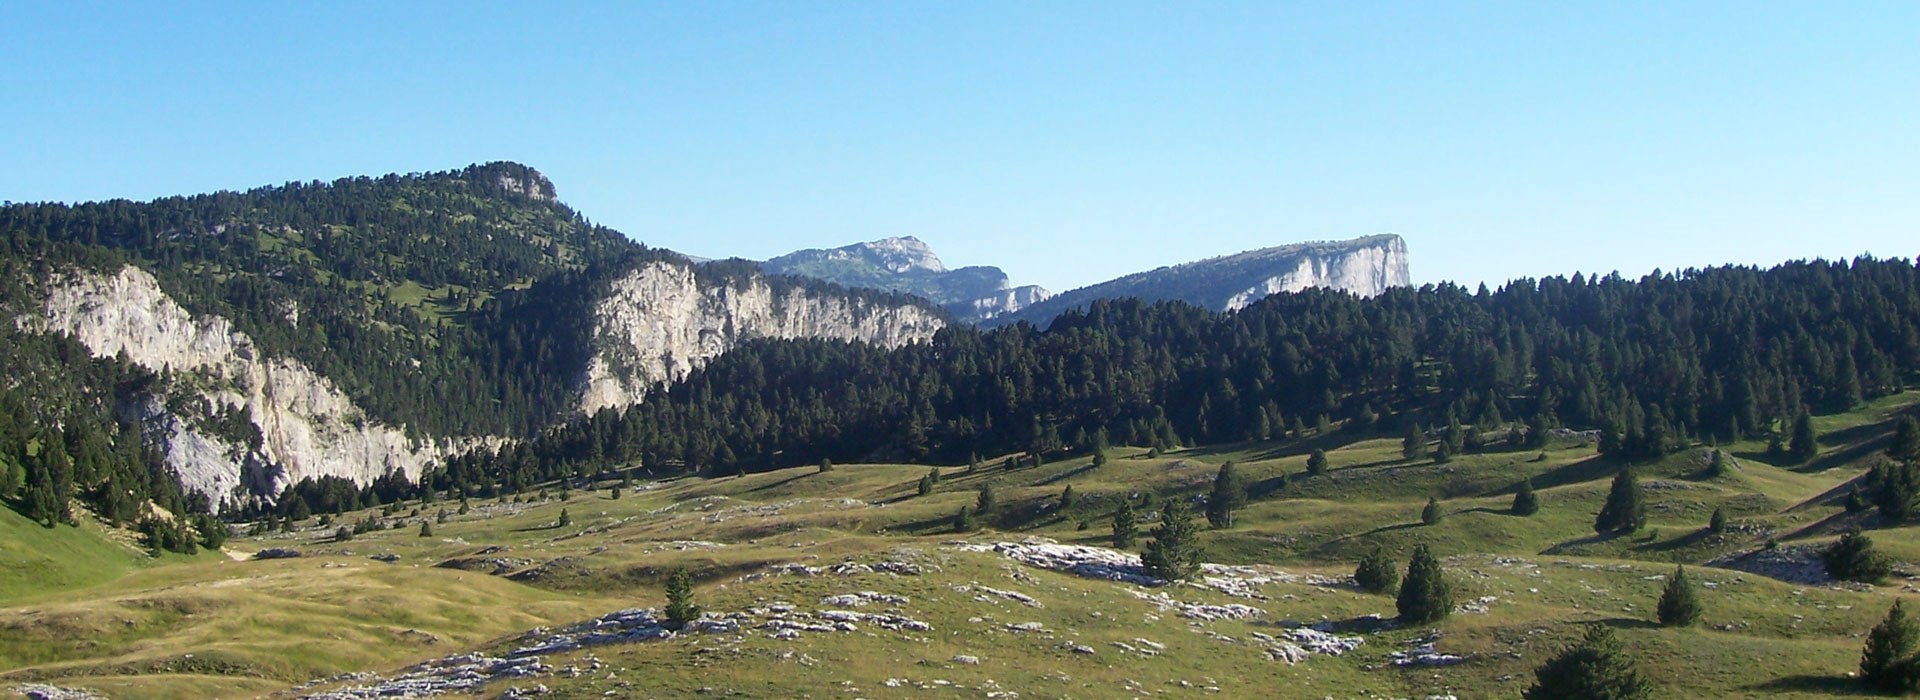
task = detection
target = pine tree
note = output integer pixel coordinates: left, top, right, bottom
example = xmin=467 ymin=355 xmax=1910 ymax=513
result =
xmin=1708 ymin=507 xmax=1728 ymax=534
xmin=1788 ymin=413 xmax=1818 ymax=464
xmin=1402 ymin=423 xmax=1424 ymax=460
xmin=1205 ymin=461 xmax=1245 ymax=529
xmin=1111 ymin=500 xmax=1138 ymax=549
xmin=664 ymin=568 xmax=701 ymax=628
xmin=1891 ymin=416 xmax=1920 ymax=463
xmin=954 ymin=505 xmax=977 ymax=533
xmin=1059 ymin=485 xmax=1076 ymax=509
xmin=419 ymin=520 xmax=433 ymax=537
xmin=1434 ymin=438 xmax=1455 ymax=464
xmin=1523 ymin=625 xmax=1655 ymax=700
xmin=1861 ymin=600 xmax=1919 ymax=693
xmin=557 ymin=507 xmax=572 ymax=528
xmin=1656 ymin=565 xmax=1702 ymax=627
xmin=1306 ymin=449 xmax=1329 ymax=476
xmin=976 ymin=483 xmax=997 ymax=514
xmin=1422 ymin=497 xmax=1443 ymax=525
xmin=1594 ymin=467 xmax=1646 ymax=534
xmin=917 ymin=470 xmax=935 ymax=497
xmin=818 ymin=458 xmax=833 ymax=473
xmin=1091 ymin=430 xmax=1109 ymax=467
xmin=1708 ymin=449 xmax=1731 ymax=478
xmin=1141 ymin=501 xmax=1202 ymax=581
xmin=1396 ymin=544 xmax=1452 ymax=624
xmin=1823 ymin=528 xmax=1891 ymax=583
xmin=1512 ymin=479 xmax=1540 ymax=516
xmin=1354 ymin=547 xmax=1399 ymax=594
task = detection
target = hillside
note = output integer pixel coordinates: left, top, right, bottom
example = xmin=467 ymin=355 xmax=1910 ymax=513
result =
xmin=2 ymin=390 xmax=1916 ymax=699
xmin=987 ymin=233 xmax=1411 ymax=328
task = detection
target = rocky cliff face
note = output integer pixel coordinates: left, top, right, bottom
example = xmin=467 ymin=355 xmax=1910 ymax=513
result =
xmin=1221 ymin=235 xmax=1410 ymax=310
xmin=988 ymin=234 xmax=1410 ymax=328
xmin=22 ymin=266 xmax=465 ymax=503
xmin=761 ymin=237 xmax=1051 ymax=323
xmin=578 ymin=261 xmax=946 ymax=414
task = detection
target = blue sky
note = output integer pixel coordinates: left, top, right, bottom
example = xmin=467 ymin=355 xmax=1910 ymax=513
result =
xmin=2 ymin=2 xmax=1915 ymax=292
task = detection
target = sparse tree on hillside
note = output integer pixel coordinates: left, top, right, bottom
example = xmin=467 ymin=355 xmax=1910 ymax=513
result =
xmin=1523 ymin=625 xmax=1654 ymax=700
xmin=1862 ymin=600 xmax=1919 ymax=693
xmin=818 ymin=458 xmax=833 ymax=473
xmin=1112 ymin=500 xmax=1138 ymax=549
xmin=1091 ymin=430 xmax=1109 ymax=467
xmin=1402 ymin=423 xmax=1424 ymax=461
xmin=1422 ymin=497 xmax=1443 ymax=525
xmin=954 ymin=505 xmax=977 ymax=533
xmin=1657 ymin=565 xmax=1702 ymax=627
xmin=1594 ymin=467 xmax=1646 ymax=534
xmin=1205 ymin=462 xmax=1245 ymax=529
xmin=1824 ymin=528 xmax=1891 ymax=583
xmin=664 ymin=568 xmax=701 ymax=628
xmin=1789 ymin=413 xmax=1818 ymax=464
xmin=917 ymin=470 xmax=935 ymax=497
xmin=976 ymin=483 xmax=997 ymax=514
xmin=1306 ymin=449 xmax=1329 ymax=476
xmin=1512 ymin=479 xmax=1540 ymax=516
xmin=1708 ymin=507 xmax=1728 ymax=534
xmin=1354 ymin=547 xmax=1399 ymax=595
xmin=1141 ymin=501 xmax=1202 ymax=581
xmin=419 ymin=520 xmax=433 ymax=537
xmin=1869 ymin=459 xmax=1920 ymax=521
xmin=1059 ymin=485 xmax=1076 ymax=509
xmin=1891 ymin=416 xmax=1920 ymax=463
xmin=1708 ymin=449 xmax=1732 ymax=478
xmin=557 ymin=507 xmax=572 ymax=528
xmin=1396 ymin=543 xmax=1452 ymax=624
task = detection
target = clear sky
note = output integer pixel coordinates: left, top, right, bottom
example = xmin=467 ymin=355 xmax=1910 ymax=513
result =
xmin=2 ymin=2 xmax=1915 ymax=293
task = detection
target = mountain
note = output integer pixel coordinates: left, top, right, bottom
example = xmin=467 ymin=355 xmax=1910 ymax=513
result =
xmin=0 ymin=163 xmax=941 ymax=509
xmin=760 ymin=236 xmax=1052 ymax=322
xmin=987 ymin=234 xmax=1410 ymax=327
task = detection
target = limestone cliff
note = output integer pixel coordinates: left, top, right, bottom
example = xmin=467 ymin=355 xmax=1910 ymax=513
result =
xmin=21 ymin=266 xmax=467 ymax=503
xmin=578 ymin=261 xmax=946 ymax=414
xmin=988 ymin=234 xmax=1410 ymax=327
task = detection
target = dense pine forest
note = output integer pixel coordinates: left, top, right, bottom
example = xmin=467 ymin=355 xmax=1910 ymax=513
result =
xmin=424 ymin=256 xmax=1920 ymax=504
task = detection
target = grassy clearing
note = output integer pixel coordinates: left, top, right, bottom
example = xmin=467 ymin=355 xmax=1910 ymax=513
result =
xmin=4 ymin=391 xmax=1918 ymax=698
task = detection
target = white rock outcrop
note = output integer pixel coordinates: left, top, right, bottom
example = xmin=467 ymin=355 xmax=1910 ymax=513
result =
xmin=578 ymin=261 xmax=945 ymax=413
xmin=1224 ymin=235 xmax=1412 ymax=310
xmin=23 ymin=266 xmax=463 ymax=503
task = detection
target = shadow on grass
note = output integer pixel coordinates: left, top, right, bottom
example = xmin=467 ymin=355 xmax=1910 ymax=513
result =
xmin=1592 ymin=617 xmax=1661 ymax=631
xmin=1540 ymin=530 xmax=1627 ymax=555
xmin=1798 ymin=436 xmax=1890 ymax=473
xmin=1746 ymin=675 xmax=1875 ymax=696
xmin=1632 ymin=528 xmax=1713 ymax=553
xmin=1528 ymin=455 xmax=1621 ymax=491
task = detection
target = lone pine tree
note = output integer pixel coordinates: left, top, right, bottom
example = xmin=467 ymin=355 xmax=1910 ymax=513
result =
xmin=1396 ymin=543 xmax=1452 ymax=624
xmin=1142 ymin=500 xmax=1202 ymax=581
xmin=1524 ymin=625 xmax=1654 ymax=700
xmin=1512 ymin=478 xmax=1540 ymax=516
xmin=1205 ymin=461 xmax=1244 ymax=529
xmin=1594 ymin=467 xmax=1646 ymax=534
xmin=1111 ymin=500 xmax=1138 ymax=549
xmin=1354 ymin=547 xmax=1399 ymax=595
xmin=664 ymin=568 xmax=701 ymax=628
xmin=1656 ymin=565 xmax=1702 ymax=627
xmin=1862 ymin=600 xmax=1920 ymax=693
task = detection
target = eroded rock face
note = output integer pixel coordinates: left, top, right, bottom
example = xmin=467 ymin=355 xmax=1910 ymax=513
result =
xmin=1223 ymin=235 xmax=1411 ymax=310
xmin=23 ymin=266 xmax=470 ymax=503
xmin=577 ymin=261 xmax=945 ymax=413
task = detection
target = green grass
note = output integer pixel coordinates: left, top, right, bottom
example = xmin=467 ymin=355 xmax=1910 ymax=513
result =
xmin=5 ymin=391 xmax=1919 ymax=698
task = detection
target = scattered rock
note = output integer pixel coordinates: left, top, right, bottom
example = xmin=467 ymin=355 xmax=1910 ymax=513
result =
xmin=251 ymin=548 xmax=302 ymax=560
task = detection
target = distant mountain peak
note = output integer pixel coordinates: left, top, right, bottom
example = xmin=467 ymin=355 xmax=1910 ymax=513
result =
xmin=761 ymin=237 xmax=1049 ymax=321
